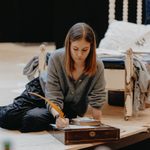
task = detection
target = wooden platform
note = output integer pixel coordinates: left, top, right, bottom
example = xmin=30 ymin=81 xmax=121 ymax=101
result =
xmin=0 ymin=43 xmax=150 ymax=150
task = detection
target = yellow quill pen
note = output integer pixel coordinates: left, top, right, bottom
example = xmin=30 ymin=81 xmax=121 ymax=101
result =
xmin=29 ymin=92 xmax=64 ymax=118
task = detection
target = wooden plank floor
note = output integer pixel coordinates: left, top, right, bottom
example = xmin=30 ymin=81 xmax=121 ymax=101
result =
xmin=0 ymin=43 xmax=150 ymax=150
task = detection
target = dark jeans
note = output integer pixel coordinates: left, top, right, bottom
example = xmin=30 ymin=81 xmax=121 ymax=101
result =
xmin=0 ymin=77 xmax=55 ymax=132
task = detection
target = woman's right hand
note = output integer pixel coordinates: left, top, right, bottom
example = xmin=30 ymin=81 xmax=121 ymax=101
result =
xmin=56 ymin=117 xmax=69 ymax=128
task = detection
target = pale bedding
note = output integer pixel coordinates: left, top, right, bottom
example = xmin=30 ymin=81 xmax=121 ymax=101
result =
xmin=98 ymin=20 xmax=150 ymax=52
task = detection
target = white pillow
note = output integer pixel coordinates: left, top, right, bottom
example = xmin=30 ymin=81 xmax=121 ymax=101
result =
xmin=99 ymin=20 xmax=148 ymax=51
xmin=130 ymin=31 xmax=150 ymax=51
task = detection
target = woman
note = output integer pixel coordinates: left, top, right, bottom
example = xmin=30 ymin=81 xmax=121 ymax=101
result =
xmin=0 ymin=22 xmax=106 ymax=132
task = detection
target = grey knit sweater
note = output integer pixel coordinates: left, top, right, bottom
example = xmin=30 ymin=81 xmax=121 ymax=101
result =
xmin=39 ymin=49 xmax=106 ymax=116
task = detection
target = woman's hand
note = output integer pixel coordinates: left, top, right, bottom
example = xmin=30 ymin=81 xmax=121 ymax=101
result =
xmin=92 ymin=107 xmax=102 ymax=121
xmin=56 ymin=117 xmax=69 ymax=128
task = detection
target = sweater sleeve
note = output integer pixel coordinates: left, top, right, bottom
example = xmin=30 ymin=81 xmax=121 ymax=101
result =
xmin=45 ymin=53 xmax=64 ymax=112
xmin=88 ymin=60 xmax=106 ymax=109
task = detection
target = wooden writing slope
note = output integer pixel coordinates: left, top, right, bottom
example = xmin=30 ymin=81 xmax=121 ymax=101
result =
xmin=50 ymin=123 xmax=120 ymax=145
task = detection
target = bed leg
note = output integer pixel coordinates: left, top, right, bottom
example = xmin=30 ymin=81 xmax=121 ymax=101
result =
xmin=124 ymin=49 xmax=134 ymax=120
xmin=38 ymin=44 xmax=46 ymax=74
xmin=124 ymin=93 xmax=133 ymax=121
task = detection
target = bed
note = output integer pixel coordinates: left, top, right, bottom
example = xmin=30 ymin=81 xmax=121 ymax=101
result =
xmin=97 ymin=0 xmax=150 ymax=120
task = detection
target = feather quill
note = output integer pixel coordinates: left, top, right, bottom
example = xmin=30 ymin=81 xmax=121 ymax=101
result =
xmin=29 ymin=92 xmax=64 ymax=118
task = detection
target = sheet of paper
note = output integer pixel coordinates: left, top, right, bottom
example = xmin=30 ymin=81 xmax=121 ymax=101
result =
xmin=50 ymin=124 xmax=96 ymax=130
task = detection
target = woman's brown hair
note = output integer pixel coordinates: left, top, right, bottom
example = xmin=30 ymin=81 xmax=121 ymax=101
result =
xmin=64 ymin=22 xmax=97 ymax=77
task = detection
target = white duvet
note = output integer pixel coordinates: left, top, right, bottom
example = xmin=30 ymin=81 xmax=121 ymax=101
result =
xmin=99 ymin=20 xmax=150 ymax=52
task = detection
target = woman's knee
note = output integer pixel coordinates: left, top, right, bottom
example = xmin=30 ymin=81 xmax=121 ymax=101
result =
xmin=20 ymin=108 xmax=53 ymax=132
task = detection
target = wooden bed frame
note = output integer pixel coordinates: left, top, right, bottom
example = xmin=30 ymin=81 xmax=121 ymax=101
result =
xmin=104 ymin=0 xmax=150 ymax=120
xmin=37 ymin=46 xmax=135 ymax=121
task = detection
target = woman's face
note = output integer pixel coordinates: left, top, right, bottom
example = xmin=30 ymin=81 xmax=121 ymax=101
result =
xmin=70 ymin=38 xmax=91 ymax=65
